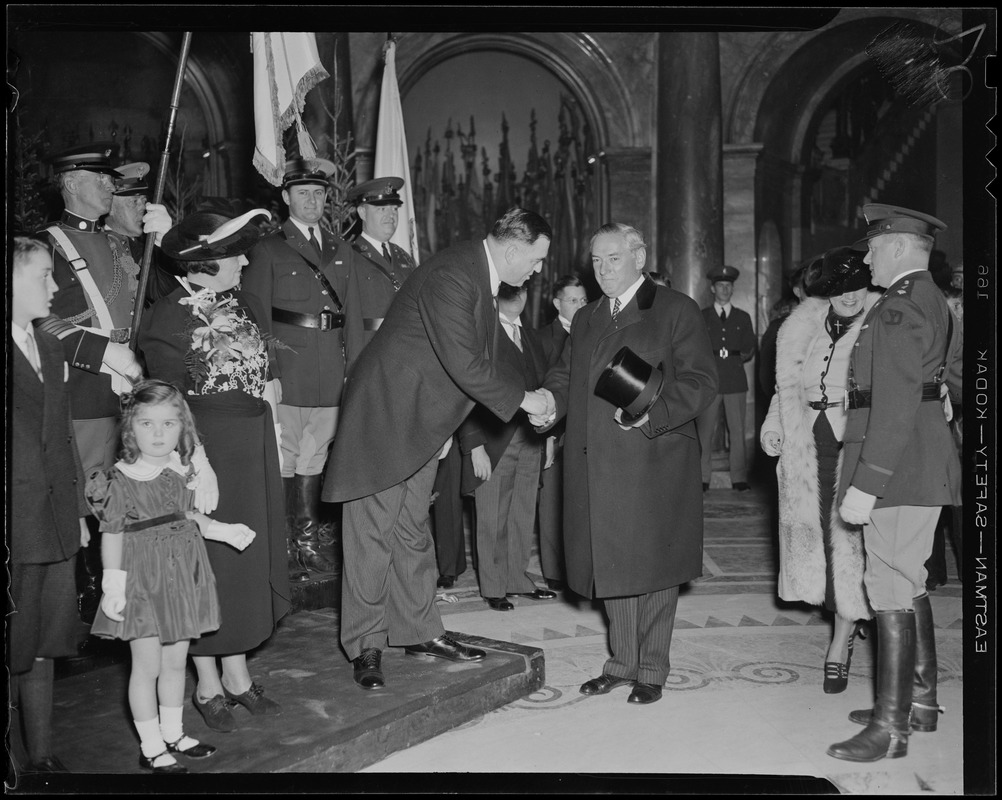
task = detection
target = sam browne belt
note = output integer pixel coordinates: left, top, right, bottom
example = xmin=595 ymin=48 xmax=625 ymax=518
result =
xmin=807 ymin=400 xmax=842 ymax=410
xmin=272 ymin=307 xmax=345 ymax=331
xmin=847 ymin=382 xmax=943 ymax=409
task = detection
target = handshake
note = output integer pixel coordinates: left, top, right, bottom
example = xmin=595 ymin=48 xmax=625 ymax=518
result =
xmin=522 ymin=388 xmax=556 ymax=428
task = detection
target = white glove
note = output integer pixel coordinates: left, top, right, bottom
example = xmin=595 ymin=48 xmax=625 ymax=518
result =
xmin=613 ymin=408 xmax=649 ymax=430
xmin=142 ymin=203 xmax=173 ymax=247
xmin=204 ymin=521 xmax=256 ymax=551
xmin=839 ymin=486 xmax=877 ymax=526
xmin=188 ymin=445 xmax=220 ymax=514
xmin=543 ymin=436 xmax=556 ymax=470
xmin=100 ymin=569 xmax=128 ymax=622
xmin=760 ymin=430 xmax=783 ymax=457
xmin=101 ymin=341 xmax=143 ymax=382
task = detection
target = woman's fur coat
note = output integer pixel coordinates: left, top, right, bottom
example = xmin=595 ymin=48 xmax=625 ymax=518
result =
xmin=768 ymin=295 xmax=879 ymax=622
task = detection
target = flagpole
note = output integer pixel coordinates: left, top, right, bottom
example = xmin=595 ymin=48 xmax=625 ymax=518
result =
xmin=129 ymin=31 xmax=193 ymax=351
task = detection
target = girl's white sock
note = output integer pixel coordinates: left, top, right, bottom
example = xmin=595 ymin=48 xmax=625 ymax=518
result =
xmin=159 ymin=705 xmax=198 ymax=751
xmin=134 ymin=717 xmax=172 ymax=761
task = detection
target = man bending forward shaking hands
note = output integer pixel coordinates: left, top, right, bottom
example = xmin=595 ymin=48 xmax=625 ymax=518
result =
xmin=323 ymin=207 xmax=554 ymax=690
xmin=539 ymin=223 xmax=718 ymax=704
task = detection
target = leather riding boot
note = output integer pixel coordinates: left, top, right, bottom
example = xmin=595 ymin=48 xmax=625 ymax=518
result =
xmin=317 ymin=502 xmax=342 ymax=568
xmin=848 ymin=594 xmax=942 ymax=731
xmin=284 ymin=477 xmax=309 ymax=583
xmin=293 ymin=474 xmax=337 ymax=573
xmin=828 ymin=610 xmax=915 ymax=762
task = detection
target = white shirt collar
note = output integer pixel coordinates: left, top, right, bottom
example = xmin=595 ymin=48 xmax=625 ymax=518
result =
xmin=115 ymin=452 xmax=190 ymax=482
xmin=11 ymin=322 xmax=32 ymax=349
xmin=361 ymin=231 xmax=391 ymax=253
xmin=558 ymin=315 xmax=573 ymax=333
xmin=483 ymin=240 xmax=501 ymax=297
xmin=714 ymin=301 xmax=734 ymax=316
xmin=610 ymin=275 xmax=645 ymax=311
xmin=289 ymin=217 xmax=320 ymax=240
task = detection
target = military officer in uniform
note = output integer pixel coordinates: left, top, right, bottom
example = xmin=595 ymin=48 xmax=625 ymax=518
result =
xmin=828 ymin=206 xmax=962 ymax=764
xmin=346 ymin=176 xmax=416 ymax=346
xmin=695 ymin=264 xmax=757 ymax=491
xmin=37 ymin=144 xmax=181 ymax=621
xmin=103 ymin=161 xmax=177 ymax=307
xmin=243 ymin=157 xmax=362 ymax=580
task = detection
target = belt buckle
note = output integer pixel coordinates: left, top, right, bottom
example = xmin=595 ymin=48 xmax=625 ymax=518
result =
xmin=718 ymin=348 xmax=728 ymax=358
xmin=318 ymin=310 xmax=334 ymax=331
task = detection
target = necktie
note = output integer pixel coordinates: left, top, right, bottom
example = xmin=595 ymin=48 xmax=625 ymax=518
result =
xmin=24 ymin=331 xmax=43 ymax=381
xmin=381 ymin=242 xmax=391 ymax=262
xmin=308 ymin=227 xmax=322 ymax=261
xmin=504 ymin=320 xmax=523 ymax=351
xmin=612 ymin=297 xmax=621 ymax=320
xmin=720 ymin=308 xmax=727 ymax=324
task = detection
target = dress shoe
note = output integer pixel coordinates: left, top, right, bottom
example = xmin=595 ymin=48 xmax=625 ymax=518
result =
xmin=579 ymin=674 xmax=633 ymax=695
xmin=437 ymin=575 xmax=456 ymax=589
xmin=545 ymin=579 xmax=566 ymax=592
xmin=486 ymin=596 xmax=514 ymax=611
xmin=628 ymin=682 xmax=663 ymax=704
xmin=511 ymin=588 xmax=557 ymax=601
xmin=165 ymin=736 xmax=216 ymax=759
xmin=404 ymin=634 xmax=486 ymax=662
xmin=138 ymin=750 xmax=188 ymax=774
xmin=353 ymin=648 xmax=385 ymax=690
xmin=223 ymin=681 xmax=281 ymax=716
xmin=823 ymin=621 xmax=865 ymax=694
xmin=732 ymin=482 xmax=751 ymax=491
xmin=192 ymin=689 xmax=236 ymax=733
xmin=26 ymin=756 xmax=68 ymax=773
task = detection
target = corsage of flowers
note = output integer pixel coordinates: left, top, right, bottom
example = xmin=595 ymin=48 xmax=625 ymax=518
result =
xmin=178 ymin=288 xmax=289 ymax=390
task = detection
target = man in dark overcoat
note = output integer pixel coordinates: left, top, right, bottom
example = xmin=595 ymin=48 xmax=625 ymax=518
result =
xmin=828 ymin=205 xmax=962 ymax=763
xmin=9 ymin=236 xmax=90 ymax=773
xmin=540 ymin=222 xmax=718 ymax=704
xmin=323 ymin=207 xmax=555 ymax=690
xmin=695 ymin=264 xmax=757 ymax=490
xmin=243 ymin=157 xmax=364 ymax=579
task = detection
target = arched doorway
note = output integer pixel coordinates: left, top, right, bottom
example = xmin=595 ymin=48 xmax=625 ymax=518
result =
xmin=394 ymin=33 xmax=614 ymax=324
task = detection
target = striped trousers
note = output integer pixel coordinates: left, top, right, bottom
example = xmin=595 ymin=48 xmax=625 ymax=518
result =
xmin=603 ymin=585 xmax=681 ymax=686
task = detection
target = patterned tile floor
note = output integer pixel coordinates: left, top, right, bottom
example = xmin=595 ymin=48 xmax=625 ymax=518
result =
xmin=363 ymin=483 xmax=967 ymax=794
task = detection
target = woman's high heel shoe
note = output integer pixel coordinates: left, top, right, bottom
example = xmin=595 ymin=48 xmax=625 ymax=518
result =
xmin=824 ymin=621 xmax=865 ymax=694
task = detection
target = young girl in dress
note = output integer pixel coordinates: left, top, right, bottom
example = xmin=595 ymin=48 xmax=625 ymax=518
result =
xmin=86 ymin=380 xmax=256 ymax=774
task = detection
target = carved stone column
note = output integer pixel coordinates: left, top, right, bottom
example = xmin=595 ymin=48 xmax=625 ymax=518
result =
xmin=654 ymin=32 xmax=723 ymax=301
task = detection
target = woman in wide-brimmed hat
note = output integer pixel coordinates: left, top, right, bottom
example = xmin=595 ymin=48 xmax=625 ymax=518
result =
xmin=139 ymin=210 xmax=291 ymax=733
xmin=760 ymin=246 xmax=879 ymax=695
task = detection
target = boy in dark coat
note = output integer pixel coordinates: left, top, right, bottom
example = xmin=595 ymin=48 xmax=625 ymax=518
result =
xmin=8 ymin=236 xmax=90 ymax=774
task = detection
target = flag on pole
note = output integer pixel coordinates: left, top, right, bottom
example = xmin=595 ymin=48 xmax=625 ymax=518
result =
xmin=374 ymin=38 xmax=420 ymax=264
xmin=252 ymin=32 xmax=329 ymax=187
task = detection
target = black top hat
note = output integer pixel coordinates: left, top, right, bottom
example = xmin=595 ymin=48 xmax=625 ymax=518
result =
xmin=161 ymin=209 xmax=272 ymax=262
xmin=594 ymin=346 xmax=665 ymax=425
xmin=853 ymin=203 xmax=947 ymax=248
xmin=48 ymin=143 xmax=122 ymax=176
xmin=706 ymin=264 xmax=740 ymax=283
xmin=113 ymin=162 xmax=150 ymax=196
xmin=281 ymin=157 xmax=335 ymax=189
xmin=804 ymin=246 xmax=871 ymax=297
xmin=347 ymin=177 xmax=404 ymax=206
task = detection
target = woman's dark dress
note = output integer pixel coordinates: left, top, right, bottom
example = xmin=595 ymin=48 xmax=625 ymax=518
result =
xmin=139 ymin=284 xmax=290 ymax=656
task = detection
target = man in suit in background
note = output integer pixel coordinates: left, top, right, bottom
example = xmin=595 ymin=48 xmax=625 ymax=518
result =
xmin=459 ymin=282 xmax=554 ymax=611
xmin=324 ymin=207 xmax=555 ymax=690
xmin=8 ymin=236 xmax=90 ymax=774
xmin=540 ymin=222 xmax=718 ymax=705
xmin=535 ymin=274 xmax=588 ymax=590
xmin=695 ymin=265 xmax=757 ymax=491
xmin=244 ymin=157 xmax=362 ymax=581
xmin=828 ymin=205 xmax=962 ymax=763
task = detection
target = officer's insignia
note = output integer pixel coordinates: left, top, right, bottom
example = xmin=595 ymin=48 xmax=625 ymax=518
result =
xmin=896 ymin=289 xmax=907 ymax=294
xmin=881 ymin=309 xmax=903 ymax=325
